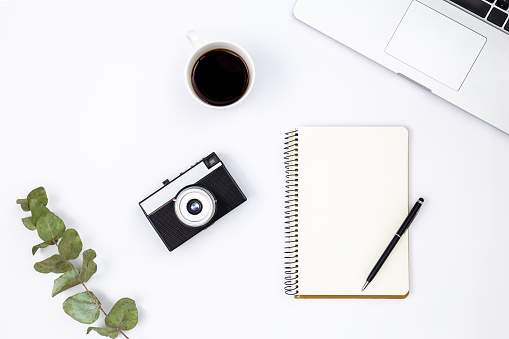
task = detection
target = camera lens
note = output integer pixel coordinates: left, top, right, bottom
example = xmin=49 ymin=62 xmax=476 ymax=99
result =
xmin=174 ymin=186 xmax=216 ymax=227
xmin=187 ymin=199 xmax=202 ymax=215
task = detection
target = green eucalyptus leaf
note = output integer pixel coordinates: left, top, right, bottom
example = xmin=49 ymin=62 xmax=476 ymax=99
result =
xmin=36 ymin=211 xmax=65 ymax=243
xmin=22 ymin=217 xmax=37 ymax=231
xmin=34 ymin=254 xmax=73 ymax=274
xmin=16 ymin=198 xmax=30 ymax=212
xmin=63 ymin=291 xmax=101 ymax=324
xmin=52 ymin=269 xmax=81 ymax=297
xmin=86 ymin=327 xmax=119 ymax=338
xmin=32 ymin=241 xmax=55 ymax=255
xmin=105 ymin=298 xmax=138 ymax=331
xmin=30 ymin=199 xmax=49 ymax=225
xmin=27 ymin=186 xmax=48 ymax=206
xmin=32 ymin=242 xmax=49 ymax=255
xmin=58 ymin=229 xmax=83 ymax=260
xmin=79 ymin=249 xmax=97 ymax=283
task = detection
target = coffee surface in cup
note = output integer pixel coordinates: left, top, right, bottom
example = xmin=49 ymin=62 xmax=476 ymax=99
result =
xmin=191 ymin=49 xmax=249 ymax=106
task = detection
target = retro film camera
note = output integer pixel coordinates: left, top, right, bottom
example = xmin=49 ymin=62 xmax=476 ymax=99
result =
xmin=139 ymin=153 xmax=247 ymax=251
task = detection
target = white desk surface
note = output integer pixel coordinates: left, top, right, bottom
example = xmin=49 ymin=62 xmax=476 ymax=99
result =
xmin=1 ymin=1 xmax=509 ymax=338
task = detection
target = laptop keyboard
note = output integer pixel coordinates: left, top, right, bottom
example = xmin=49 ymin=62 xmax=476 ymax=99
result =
xmin=446 ymin=0 xmax=509 ymax=33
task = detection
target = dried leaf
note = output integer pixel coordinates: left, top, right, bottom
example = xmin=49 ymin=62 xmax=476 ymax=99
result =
xmin=79 ymin=249 xmax=97 ymax=283
xmin=86 ymin=327 xmax=119 ymax=338
xmin=32 ymin=242 xmax=49 ymax=255
xmin=105 ymin=298 xmax=138 ymax=331
xmin=58 ymin=229 xmax=83 ymax=260
xmin=34 ymin=254 xmax=73 ymax=274
xmin=27 ymin=186 xmax=48 ymax=206
xmin=63 ymin=292 xmax=101 ymax=324
xmin=36 ymin=211 xmax=65 ymax=243
xmin=52 ymin=269 xmax=81 ymax=297
xmin=22 ymin=217 xmax=37 ymax=231
xmin=32 ymin=241 xmax=55 ymax=255
xmin=16 ymin=198 xmax=30 ymax=211
xmin=30 ymin=199 xmax=49 ymax=225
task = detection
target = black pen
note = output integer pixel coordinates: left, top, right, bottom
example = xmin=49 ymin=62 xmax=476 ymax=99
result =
xmin=362 ymin=197 xmax=424 ymax=291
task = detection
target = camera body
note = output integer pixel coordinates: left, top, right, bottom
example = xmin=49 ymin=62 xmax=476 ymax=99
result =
xmin=139 ymin=153 xmax=247 ymax=251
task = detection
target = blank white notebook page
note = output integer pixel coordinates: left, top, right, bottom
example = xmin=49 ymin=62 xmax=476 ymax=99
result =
xmin=297 ymin=127 xmax=409 ymax=296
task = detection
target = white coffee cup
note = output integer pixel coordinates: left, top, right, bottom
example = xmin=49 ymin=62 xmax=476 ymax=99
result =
xmin=185 ymin=30 xmax=255 ymax=109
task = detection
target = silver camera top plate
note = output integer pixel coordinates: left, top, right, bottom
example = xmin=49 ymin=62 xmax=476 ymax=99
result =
xmin=140 ymin=161 xmax=222 ymax=216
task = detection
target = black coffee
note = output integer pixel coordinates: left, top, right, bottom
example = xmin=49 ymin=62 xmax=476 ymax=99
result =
xmin=191 ymin=49 xmax=249 ymax=106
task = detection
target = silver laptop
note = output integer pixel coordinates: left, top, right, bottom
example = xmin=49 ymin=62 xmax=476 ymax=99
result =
xmin=294 ymin=0 xmax=509 ymax=134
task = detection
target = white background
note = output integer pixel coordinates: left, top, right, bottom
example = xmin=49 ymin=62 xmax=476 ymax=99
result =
xmin=1 ymin=1 xmax=509 ymax=338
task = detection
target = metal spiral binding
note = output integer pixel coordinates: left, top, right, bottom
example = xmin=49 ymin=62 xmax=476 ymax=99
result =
xmin=284 ymin=129 xmax=299 ymax=295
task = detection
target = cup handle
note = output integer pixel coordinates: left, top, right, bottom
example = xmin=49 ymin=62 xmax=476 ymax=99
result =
xmin=187 ymin=30 xmax=203 ymax=50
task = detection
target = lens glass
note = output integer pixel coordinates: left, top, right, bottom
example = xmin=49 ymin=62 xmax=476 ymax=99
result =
xmin=187 ymin=199 xmax=202 ymax=215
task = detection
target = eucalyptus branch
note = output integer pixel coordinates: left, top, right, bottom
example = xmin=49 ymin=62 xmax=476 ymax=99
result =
xmin=17 ymin=187 xmax=138 ymax=339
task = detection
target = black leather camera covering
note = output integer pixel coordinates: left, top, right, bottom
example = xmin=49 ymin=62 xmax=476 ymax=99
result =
xmin=147 ymin=165 xmax=246 ymax=251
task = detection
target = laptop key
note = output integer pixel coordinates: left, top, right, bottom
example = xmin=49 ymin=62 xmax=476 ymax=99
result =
xmin=505 ymin=19 xmax=509 ymax=30
xmin=486 ymin=0 xmax=495 ymax=2
xmin=450 ymin=0 xmax=491 ymax=18
xmin=495 ymin=0 xmax=509 ymax=10
xmin=488 ymin=8 xmax=509 ymax=26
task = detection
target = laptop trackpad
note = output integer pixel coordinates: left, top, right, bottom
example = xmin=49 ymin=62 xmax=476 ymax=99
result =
xmin=385 ymin=1 xmax=486 ymax=91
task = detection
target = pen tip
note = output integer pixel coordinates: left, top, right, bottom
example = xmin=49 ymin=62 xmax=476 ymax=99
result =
xmin=362 ymin=281 xmax=369 ymax=291
xmin=418 ymin=197 xmax=424 ymax=203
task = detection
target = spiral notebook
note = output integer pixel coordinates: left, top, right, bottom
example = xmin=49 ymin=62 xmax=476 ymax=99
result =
xmin=284 ymin=127 xmax=409 ymax=299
